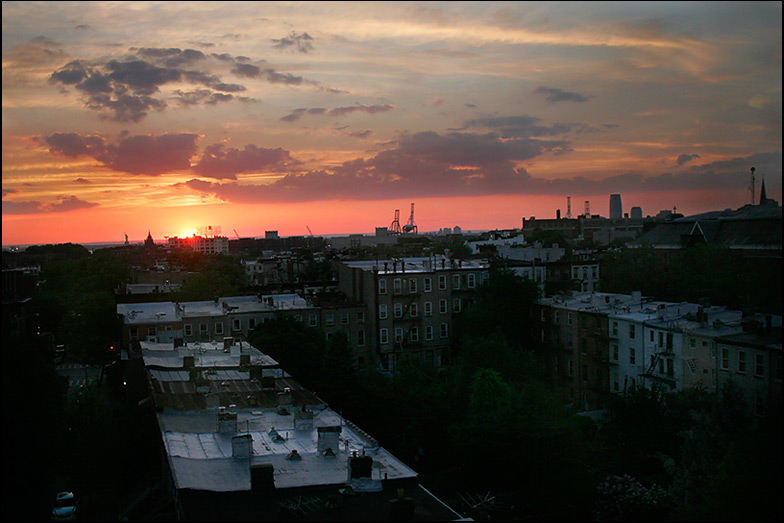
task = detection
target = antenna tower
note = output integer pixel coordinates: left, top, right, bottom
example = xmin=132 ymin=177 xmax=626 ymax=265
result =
xmin=389 ymin=209 xmax=402 ymax=234
xmin=584 ymin=200 xmax=591 ymax=217
xmin=402 ymin=203 xmax=418 ymax=233
xmin=566 ymin=197 xmax=573 ymax=219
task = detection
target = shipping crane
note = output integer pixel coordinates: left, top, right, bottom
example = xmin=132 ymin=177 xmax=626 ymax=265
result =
xmin=402 ymin=203 xmax=417 ymax=234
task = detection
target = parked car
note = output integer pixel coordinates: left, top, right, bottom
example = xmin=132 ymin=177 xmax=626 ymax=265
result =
xmin=52 ymin=491 xmax=77 ymax=520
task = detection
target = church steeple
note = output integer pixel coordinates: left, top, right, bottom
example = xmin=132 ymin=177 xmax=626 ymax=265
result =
xmin=759 ymin=176 xmax=767 ymax=205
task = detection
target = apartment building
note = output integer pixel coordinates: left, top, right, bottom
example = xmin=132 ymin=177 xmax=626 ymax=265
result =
xmin=338 ymin=256 xmax=490 ymax=372
xmin=537 ymin=291 xmax=782 ymax=417
xmin=117 ymin=294 xmax=317 ymax=349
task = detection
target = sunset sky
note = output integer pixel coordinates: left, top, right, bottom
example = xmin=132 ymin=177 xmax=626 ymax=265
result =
xmin=2 ymin=1 xmax=781 ymax=246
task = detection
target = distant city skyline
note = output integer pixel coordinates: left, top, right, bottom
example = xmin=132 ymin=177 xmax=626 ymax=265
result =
xmin=2 ymin=1 xmax=781 ymax=246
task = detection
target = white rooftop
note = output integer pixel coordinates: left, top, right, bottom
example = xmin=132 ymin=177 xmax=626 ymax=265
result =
xmin=159 ymin=407 xmax=418 ymax=492
xmin=140 ymin=340 xmax=278 ymax=369
xmin=343 ymin=256 xmax=489 ymax=274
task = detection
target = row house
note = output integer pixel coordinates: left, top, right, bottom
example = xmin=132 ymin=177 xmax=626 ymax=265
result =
xmin=536 ymin=291 xmax=781 ymax=418
xmin=117 ymin=294 xmax=317 ymax=349
xmin=338 ymin=256 xmax=490 ymax=372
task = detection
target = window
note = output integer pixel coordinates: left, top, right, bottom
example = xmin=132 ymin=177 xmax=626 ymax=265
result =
xmin=425 ymin=325 xmax=433 ymax=341
xmin=410 ymin=327 xmax=419 ymax=342
xmin=629 ymin=324 xmax=636 ymax=339
xmin=379 ymin=304 xmax=388 ymax=319
xmin=129 ymin=327 xmax=139 ymax=340
xmin=592 ymin=267 xmax=598 ymax=279
xmin=612 ymin=322 xmax=618 ymax=336
xmin=215 ymin=322 xmax=223 ymax=335
xmin=424 ymin=301 xmax=433 ymax=316
xmin=409 ymin=278 xmax=417 ymax=293
xmin=410 ymin=302 xmax=418 ymax=317
xmin=540 ymin=309 xmax=545 ymax=321
xmin=452 ymin=274 xmax=461 ymax=290
xmin=737 ymin=351 xmax=746 ymax=373
xmin=357 ymin=330 xmax=365 ymax=346
xmin=567 ymin=312 xmax=572 ymax=326
xmin=482 ymin=272 xmax=490 ymax=283
xmin=380 ymin=328 xmax=389 ymax=344
xmin=248 ymin=318 xmax=256 ymax=330
xmin=650 ymin=330 xmax=655 ymax=343
xmin=612 ymin=344 xmax=619 ymax=361
xmin=148 ymin=326 xmax=158 ymax=337
xmin=438 ymin=274 xmax=447 ymax=290
xmin=424 ymin=277 xmax=432 ymax=293
xmin=200 ymin=323 xmax=208 ymax=335
xmin=439 ymin=299 xmax=448 ymax=314
xmin=452 ymin=298 xmax=461 ymax=313
xmin=721 ymin=348 xmax=729 ymax=370
xmin=378 ymin=279 xmax=387 ymax=294
xmin=325 ymin=313 xmax=335 ymax=326
xmin=393 ymin=278 xmax=402 ymax=295
xmin=755 ymin=354 xmax=764 ymax=377
xmin=357 ymin=311 xmax=365 ymax=323
xmin=554 ymin=311 xmax=560 ymax=323
xmin=630 ymin=347 xmax=636 ymax=365
xmin=232 ymin=319 xmax=241 ymax=332
xmin=690 ymin=338 xmax=696 ymax=349
xmin=309 ymin=314 xmax=318 ymax=327
xmin=182 ymin=325 xmax=191 ymax=337
xmin=467 ymin=273 xmax=476 ymax=288
xmin=394 ymin=303 xmax=403 ymax=318
xmin=341 ymin=313 xmax=349 ymax=325
xmin=440 ymin=323 xmax=449 ymax=338
xmin=395 ymin=328 xmax=403 ymax=343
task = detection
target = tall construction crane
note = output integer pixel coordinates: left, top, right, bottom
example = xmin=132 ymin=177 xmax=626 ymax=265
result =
xmin=402 ymin=203 xmax=418 ymax=234
xmin=306 ymin=226 xmax=313 ymax=237
xmin=389 ymin=209 xmax=402 ymax=234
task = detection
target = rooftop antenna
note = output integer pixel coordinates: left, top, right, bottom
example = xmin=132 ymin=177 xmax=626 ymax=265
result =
xmin=402 ymin=203 xmax=418 ymax=233
xmin=584 ymin=200 xmax=591 ymax=217
xmin=566 ymin=197 xmax=573 ymax=219
xmin=389 ymin=209 xmax=401 ymax=234
xmin=748 ymin=167 xmax=756 ymax=205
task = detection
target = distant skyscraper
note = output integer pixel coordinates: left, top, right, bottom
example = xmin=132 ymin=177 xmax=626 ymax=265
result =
xmin=609 ymin=194 xmax=622 ymax=219
xmin=630 ymin=206 xmax=642 ymax=219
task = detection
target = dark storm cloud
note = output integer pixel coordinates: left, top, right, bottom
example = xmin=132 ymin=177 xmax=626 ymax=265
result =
xmin=330 ymin=104 xmax=395 ymax=116
xmin=2 ymin=195 xmax=98 ymax=215
xmin=677 ymin=153 xmax=700 ymax=166
xmin=272 ymin=32 xmax=314 ymax=53
xmin=42 ymin=132 xmax=106 ymax=157
xmin=462 ymin=115 xmax=602 ymax=139
xmin=348 ymin=130 xmax=373 ymax=139
xmin=133 ymin=47 xmax=206 ymax=67
xmin=282 ymin=104 xmax=395 ymax=121
xmin=180 ymin=130 xmax=568 ymax=203
xmin=40 ymin=132 xmax=199 ymax=175
xmin=97 ymin=134 xmax=200 ymax=175
xmin=191 ymin=144 xmax=295 ymax=180
xmin=231 ymin=63 xmax=261 ymax=78
xmin=534 ymin=86 xmax=590 ymax=103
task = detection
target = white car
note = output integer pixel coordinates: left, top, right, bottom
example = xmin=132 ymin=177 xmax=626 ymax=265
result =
xmin=52 ymin=491 xmax=77 ymax=520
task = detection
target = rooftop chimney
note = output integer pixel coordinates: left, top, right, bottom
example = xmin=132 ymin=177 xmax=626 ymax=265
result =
xmin=318 ymin=425 xmax=341 ymax=456
xmin=232 ymin=433 xmax=252 ymax=459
